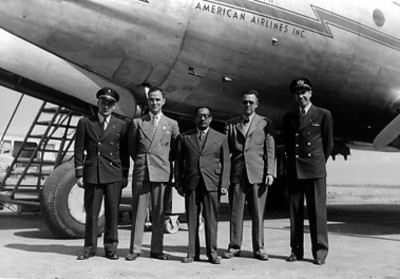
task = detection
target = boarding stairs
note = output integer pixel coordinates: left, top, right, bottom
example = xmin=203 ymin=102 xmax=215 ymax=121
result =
xmin=0 ymin=101 xmax=81 ymax=207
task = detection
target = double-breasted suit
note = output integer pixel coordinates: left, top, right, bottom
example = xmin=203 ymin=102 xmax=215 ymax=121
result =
xmin=74 ymin=114 xmax=129 ymax=254
xmin=225 ymin=113 xmax=276 ymax=256
xmin=175 ymin=128 xmax=230 ymax=260
xmin=128 ymin=113 xmax=179 ymax=255
xmin=283 ymin=104 xmax=334 ymax=261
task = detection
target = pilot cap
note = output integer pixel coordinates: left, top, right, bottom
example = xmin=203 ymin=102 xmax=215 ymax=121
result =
xmin=96 ymin=87 xmax=119 ymax=103
xmin=289 ymin=77 xmax=313 ymax=93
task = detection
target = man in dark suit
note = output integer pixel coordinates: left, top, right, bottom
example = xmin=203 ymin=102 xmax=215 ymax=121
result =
xmin=223 ymin=89 xmax=276 ymax=261
xmin=175 ymin=107 xmax=230 ymax=265
xmin=75 ymin=87 xmax=130 ymax=260
xmin=125 ymin=87 xmax=180 ymax=261
xmin=283 ymin=77 xmax=334 ymax=265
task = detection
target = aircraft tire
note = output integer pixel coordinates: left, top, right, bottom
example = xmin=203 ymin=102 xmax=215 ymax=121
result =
xmin=40 ymin=161 xmax=105 ymax=239
xmin=164 ymin=216 xmax=180 ymax=234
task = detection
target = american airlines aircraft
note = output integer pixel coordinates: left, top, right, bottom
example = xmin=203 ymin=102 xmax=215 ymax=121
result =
xmin=0 ymin=0 xmax=399 ymax=238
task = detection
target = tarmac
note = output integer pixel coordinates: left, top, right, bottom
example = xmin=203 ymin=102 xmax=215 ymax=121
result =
xmin=1 ymin=184 xmax=400 ymax=279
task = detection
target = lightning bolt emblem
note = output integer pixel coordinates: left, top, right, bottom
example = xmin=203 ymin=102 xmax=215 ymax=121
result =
xmin=205 ymin=0 xmax=400 ymax=51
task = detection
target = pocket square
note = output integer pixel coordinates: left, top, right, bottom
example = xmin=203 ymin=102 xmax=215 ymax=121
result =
xmin=311 ymin=123 xmax=321 ymax=127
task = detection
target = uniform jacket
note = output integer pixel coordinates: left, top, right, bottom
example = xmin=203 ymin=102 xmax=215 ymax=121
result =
xmin=175 ymin=128 xmax=230 ymax=193
xmin=128 ymin=113 xmax=179 ymax=182
xmin=74 ymin=114 xmax=130 ymax=184
xmin=283 ymin=104 xmax=334 ymax=179
xmin=225 ymin=113 xmax=276 ymax=185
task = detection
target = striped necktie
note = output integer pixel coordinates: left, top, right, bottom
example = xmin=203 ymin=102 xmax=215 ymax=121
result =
xmin=198 ymin=131 xmax=206 ymax=147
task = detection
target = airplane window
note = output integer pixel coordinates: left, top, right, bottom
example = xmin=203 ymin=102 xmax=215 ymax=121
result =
xmin=372 ymin=9 xmax=385 ymax=27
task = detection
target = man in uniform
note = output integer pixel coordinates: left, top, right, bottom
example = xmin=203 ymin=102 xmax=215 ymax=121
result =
xmin=75 ymin=87 xmax=130 ymax=260
xmin=223 ymin=89 xmax=276 ymax=261
xmin=125 ymin=86 xmax=179 ymax=261
xmin=283 ymin=77 xmax=334 ymax=265
xmin=175 ymin=107 xmax=230 ymax=264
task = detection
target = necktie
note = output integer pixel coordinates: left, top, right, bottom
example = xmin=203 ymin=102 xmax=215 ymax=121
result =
xmin=300 ymin=109 xmax=306 ymax=123
xmin=242 ymin=115 xmax=250 ymax=135
xmin=152 ymin=115 xmax=159 ymax=129
xmin=101 ymin=119 xmax=107 ymax=130
xmin=198 ymin=131 xmax=205 ymax=147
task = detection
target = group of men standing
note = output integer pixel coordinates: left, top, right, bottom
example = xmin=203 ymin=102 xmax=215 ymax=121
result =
xmin=74 ymin=77 xmax=333 ymax=266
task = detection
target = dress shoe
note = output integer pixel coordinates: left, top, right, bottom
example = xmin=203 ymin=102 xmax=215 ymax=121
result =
xmin=181 ymin=256 xmax=194 ymax=263
xmin=105 ymin=252 xmax=119 ymax=260
xmin=77 ymin=252 xmax=95 ymax=260
xmin=125 ymin=253 xmax=140 ymax=261
xmin=150 ymin=252 xmax=168 ymax=260
xmin=313 ymin=258 xmax=325 ymax=265
xmin=208 ymin=257 xmax=221 ymax=264
xmin=286 ymin=253 xmax=303 ymax=262
xmin=222 ymin=251 xmax=240 ymax=259
xmin=254 ymin=252 xmax=269 ymax=261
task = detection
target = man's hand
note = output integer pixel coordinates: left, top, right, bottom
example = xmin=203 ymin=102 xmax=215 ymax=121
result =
xmin=76 ymin=177 xmax=84 ymax=188
xmin=265 ymin=174 xmax=274 ymax=186
xmin=122 ymin=177 xmax=129 ymax=188
xmin=177 ymin=187 xmax=185 ymax=197
xmin=220 ymin=188 xmax=228 ymax=196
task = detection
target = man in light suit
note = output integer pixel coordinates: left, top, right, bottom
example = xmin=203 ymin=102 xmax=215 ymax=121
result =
xmin=175 ymin=107 xmax=230 ymax=264
xmin=125 ymin=86 xmax=180 ymax=261
xmin=283 ymin=77 xmax=334 ymax=265
xmin=75 ymin=87 xmax=130 ymax=260
xmin=223 ymin=89 xmax=276 ymax=261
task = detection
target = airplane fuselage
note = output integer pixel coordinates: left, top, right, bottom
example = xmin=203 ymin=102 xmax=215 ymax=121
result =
xmin=1 ymin=0 xmax=400 ymax=144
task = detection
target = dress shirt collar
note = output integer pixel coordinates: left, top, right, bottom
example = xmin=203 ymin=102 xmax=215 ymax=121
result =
xmin=98 ymin=113 xmax=111 ymax=125
xmin=196 ymin=127 xmax=209 ymax=136
xmin=299 ymin=103 xmax=312 ymax=114
xmin=149 ymin=111 xmax=163 ymax=120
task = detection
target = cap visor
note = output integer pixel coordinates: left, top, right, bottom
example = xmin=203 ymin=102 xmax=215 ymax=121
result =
xmin=99 ymin=96 xmax=116 ymax=102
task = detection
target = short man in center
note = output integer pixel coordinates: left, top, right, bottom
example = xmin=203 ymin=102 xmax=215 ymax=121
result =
xmin=223 ymin=89 xmax=276 ymax=261
xmin=175 ymin=107 xmax=230 ymax=264
xmin=125 ymin=86 xmax=180 ymax=261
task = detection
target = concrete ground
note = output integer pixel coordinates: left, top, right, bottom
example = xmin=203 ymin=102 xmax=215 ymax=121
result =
xmin=1 ymin=185 xmax=399 ymax=279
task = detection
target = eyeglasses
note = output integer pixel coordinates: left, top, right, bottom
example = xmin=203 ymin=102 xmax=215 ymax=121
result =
xmin=196 ymin=114 xmax=211 ymax=119
xmin=242 ymin=100 xmax=255 ymax=105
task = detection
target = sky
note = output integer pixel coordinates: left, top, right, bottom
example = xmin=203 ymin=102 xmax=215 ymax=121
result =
xmin=1 ymin=86 xmax=400 ymax=186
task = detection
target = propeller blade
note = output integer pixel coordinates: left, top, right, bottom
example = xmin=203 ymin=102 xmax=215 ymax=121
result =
xmin=373 ymin=114 xmax=400 ymax=150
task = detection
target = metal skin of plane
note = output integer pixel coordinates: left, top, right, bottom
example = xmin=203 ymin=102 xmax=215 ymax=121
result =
xmin=1 ymin=0 xmax=400 ymax=238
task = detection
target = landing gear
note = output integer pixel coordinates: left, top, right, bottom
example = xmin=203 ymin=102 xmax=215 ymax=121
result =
xmin=164 ymin=215 xmax=180 ymax=234
xmin=40 ymin=162 xmax=105 ymax=238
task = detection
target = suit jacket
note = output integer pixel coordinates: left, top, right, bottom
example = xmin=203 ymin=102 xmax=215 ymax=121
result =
xmin=74 ymin=114 xmax=130 ymax=184
xmin=128 ymin=113 xmax=179 ymax=182
xmin=175 ymin=128 xmax=230 ymax=193
xmin=225 ymin=113 xmax=276 ymax=185
xmin=283 ymin=104 xmax=334 ymax=180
